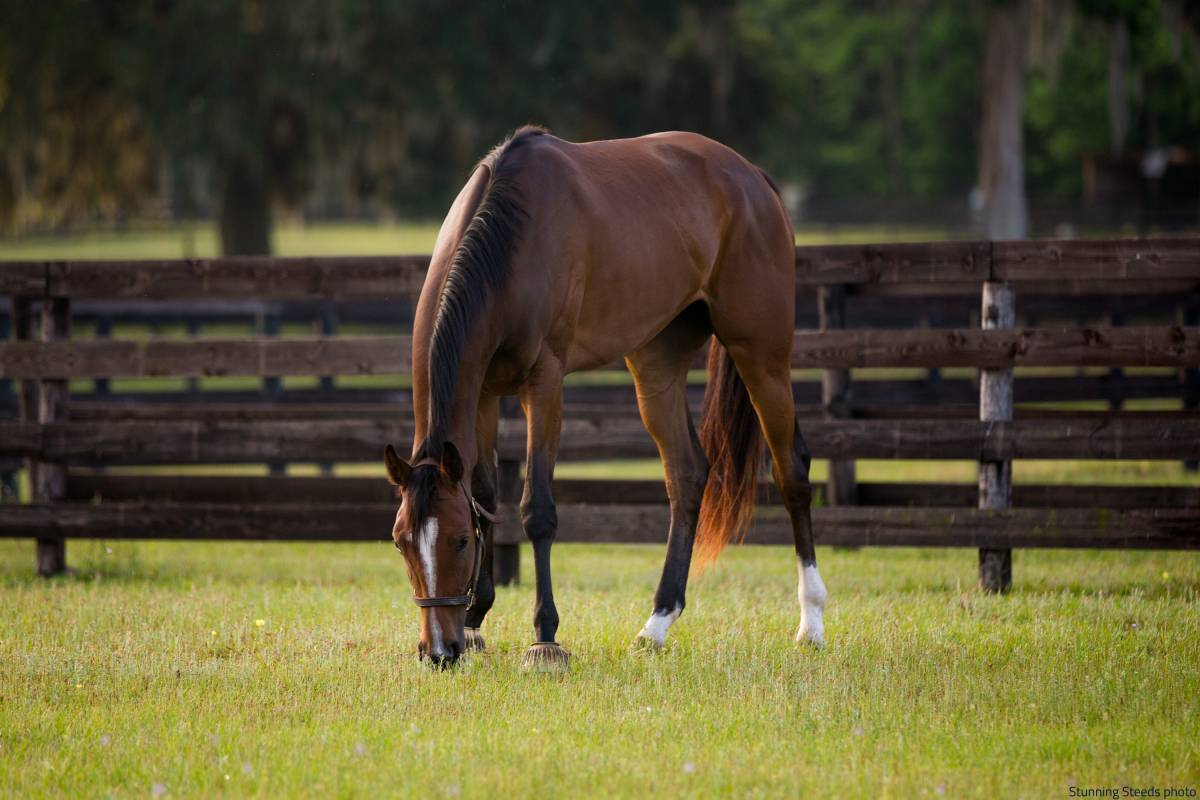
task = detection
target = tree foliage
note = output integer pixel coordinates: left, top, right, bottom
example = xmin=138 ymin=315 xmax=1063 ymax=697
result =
xmin=0 ymin=1 xmax=156 ymax=232
xmin=740 ymin=0 xmax=984 ymax=200
xmin=0 ymin=0 xmax=1196 ymax=245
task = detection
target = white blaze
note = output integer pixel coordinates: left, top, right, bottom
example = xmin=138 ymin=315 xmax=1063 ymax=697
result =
xmin=419 ymin=518 xmax=443 ymax=653
xmin=795 ymin=563 xmax=827 ymax=647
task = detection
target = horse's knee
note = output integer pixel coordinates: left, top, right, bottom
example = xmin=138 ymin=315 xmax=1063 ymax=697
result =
xmin=466 ymin=575 xmax=495 ymax=626
xmin=520 ymin=496 xmax=557 ymax=542
xmin=472 ymin=466 xmax=498 ymax=512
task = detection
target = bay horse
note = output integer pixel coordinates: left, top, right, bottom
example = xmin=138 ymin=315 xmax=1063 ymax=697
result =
xmin=384 ymin=126 xmax=826 ymax=668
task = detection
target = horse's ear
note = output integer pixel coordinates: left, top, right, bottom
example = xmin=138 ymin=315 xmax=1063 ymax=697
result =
xmin=440 ymin=442 xmax=464 ymax=485
xmin=384 ymin=445 xmax=412 ymax=487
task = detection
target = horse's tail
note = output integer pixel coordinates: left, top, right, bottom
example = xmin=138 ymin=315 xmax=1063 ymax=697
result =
xmin=694 ymin=339 xmax=763 ymax=568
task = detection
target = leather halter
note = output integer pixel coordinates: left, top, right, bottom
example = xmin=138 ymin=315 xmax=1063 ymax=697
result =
xmin=405 ymin=460 xmax=490 ymax=611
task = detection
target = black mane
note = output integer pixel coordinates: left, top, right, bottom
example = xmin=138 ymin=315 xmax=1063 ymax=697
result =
xmin=421 ymin=125 xmax=545 ymax=460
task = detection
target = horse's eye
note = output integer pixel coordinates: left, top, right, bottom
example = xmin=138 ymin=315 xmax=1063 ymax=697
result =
xmin=455 ymin=534 xmax=470 ymax=552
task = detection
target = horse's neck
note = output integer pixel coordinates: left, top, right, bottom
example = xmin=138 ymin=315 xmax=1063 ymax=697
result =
xmin=414 ymin=330 xmax=491 ymax=470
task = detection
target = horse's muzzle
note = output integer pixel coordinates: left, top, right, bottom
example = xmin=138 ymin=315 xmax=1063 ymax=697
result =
xmin=418 ymin=638 xmax=464 ymax=668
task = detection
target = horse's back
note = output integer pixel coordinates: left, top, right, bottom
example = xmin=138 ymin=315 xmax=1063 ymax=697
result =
xmin=565 ymin=131 xmax=792 ymax=294
xmin=516 ymin=131 xmax=792 ymax=369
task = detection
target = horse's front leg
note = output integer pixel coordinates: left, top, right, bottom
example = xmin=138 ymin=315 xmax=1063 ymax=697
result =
xmin=518 ymin=355 xmax=570 ymax=671
xmin=464 ymin=393 xmax=501 ymax=652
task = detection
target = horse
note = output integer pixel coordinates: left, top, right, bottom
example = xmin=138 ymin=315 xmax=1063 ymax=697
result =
xmin=384 ymin=126 xmax=826 ymax=668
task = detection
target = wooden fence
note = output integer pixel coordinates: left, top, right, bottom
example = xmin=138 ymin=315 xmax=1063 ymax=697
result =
xmin=2 ymin=237 xmax=1199 ymax=590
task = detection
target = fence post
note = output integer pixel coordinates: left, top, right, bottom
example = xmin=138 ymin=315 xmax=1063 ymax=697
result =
xmin=818 ymin=284 xmax=857 ymax=508
xmin=262 ymin=308 xmax=285 ymax=476
xmin=0 ymin=303 xmax=15 ymax=502
xmin=1106 ymin=310 xmax=1125 ymax=411
xmin=1183 ymin=299 xmax=1198 ymax=472
xmin=14 ymin=297 xmax=36 ymax=425
xmin=978 ymin=281 xmax=1014 ymax=593
xmin=919 ymin=309 xmax=943 ymax=409
xmin=94 ymin=314 xmax=113 ymax=396
xmin=13 ymin=297 xmax=36 ymax=516
xmin=185 ymin=318 xmax=201 ymax=397
xmin=317 ymin=301 xmax=337 ymax=476
xmin=0 ymin=305 xmax=7 ymax=396
xmin=318 ymin=301 xmax=338 ymax=395
xmin=493 ymin=457 xmax=521 ymax=586
xmin=36 ymin=297 xmax=71 ymax=576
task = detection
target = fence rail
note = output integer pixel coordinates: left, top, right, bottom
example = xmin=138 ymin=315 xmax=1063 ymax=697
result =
xmin=3 ymin=502 xmax=1198 ymax=549
xmin=2 ymin=326 xmax=1198 ymax=378
xmin=53 ymin=473 xmax=1200 ymax=508
xmin=2 ymin=235 xmax=1199 ymax=589
xmin=1 ymin=417 xmax=1197 ymax=463
xmin=4 ymin=238 xmax=1199 ymax=299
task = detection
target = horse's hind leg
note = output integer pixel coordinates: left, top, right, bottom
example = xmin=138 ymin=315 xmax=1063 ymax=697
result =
xmin=626 ymin=306 xmax=712 ymax=648
xmin=707 ymin=188 xmax=827 ymax=644
xmin=724 ymin=339 xmax=827 ymax=646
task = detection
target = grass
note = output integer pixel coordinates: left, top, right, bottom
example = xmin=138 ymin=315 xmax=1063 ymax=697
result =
xmin=0 ymin=222 xmax=445 ymax=259
xmin=4 ymin=221 xmax=1198 ymax=794
xmin=0 ymin=221 xmax=964 ymax=261
xmin=0 ymin=540 xmax=1197 ymax=797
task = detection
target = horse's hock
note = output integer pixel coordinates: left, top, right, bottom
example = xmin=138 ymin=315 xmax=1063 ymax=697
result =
xmin=1 ymin=237 xmax=1198 ymax=587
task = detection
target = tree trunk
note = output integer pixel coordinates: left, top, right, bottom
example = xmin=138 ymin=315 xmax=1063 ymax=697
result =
xmin=217 ymin=154 xmax=272 ymax=256
xmin=978 ymin=0 xmax=1029 ymax=240
xmin=1107 ymin=19 xmax=1130 ymax=152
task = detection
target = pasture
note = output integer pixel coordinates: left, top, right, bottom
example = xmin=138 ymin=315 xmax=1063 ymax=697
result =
xmin=0 ymin=221 xmax=962 ymax=261
xmin=3 ymin=223 xmax=1198 ymax=796
xmin=2 ymin=539 xmax=1198 ymax=797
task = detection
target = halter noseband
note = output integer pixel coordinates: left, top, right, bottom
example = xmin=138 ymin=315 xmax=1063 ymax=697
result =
xmin=405 ymin=461 xmax=490 ymax=611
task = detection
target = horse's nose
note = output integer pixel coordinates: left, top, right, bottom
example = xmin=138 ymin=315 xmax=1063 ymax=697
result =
xmin=424 ymin=640 xmax=463 ymax=669
xmin=427 ymin=651 xmax=459 ymax=669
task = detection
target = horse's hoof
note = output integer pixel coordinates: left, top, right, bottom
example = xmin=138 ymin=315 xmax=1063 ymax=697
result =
xmin=464 ymin=627 xmax=486 ymax=652
xmin=520 ymin=641 xmax=571 ymax=672
xmin=633 ymin=633 xmax=664 ymax=652
xmin=795 ymin=623 xmax=825 ymax=649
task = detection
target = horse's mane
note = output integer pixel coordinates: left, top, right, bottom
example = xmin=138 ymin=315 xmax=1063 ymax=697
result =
xmin=421 ymin=125 xmax=546 ymax=461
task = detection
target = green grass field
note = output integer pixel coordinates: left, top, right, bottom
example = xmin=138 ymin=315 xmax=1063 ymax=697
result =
xmin=1 ymin=540 xmax=1198 ymax=797
xmin=3 ymin=222 xmax=1198 ymax=796
xmin=0 ymin=222 xmax=444 ymax=259
xmin=0 ymin=220 xmax=965 ymax=261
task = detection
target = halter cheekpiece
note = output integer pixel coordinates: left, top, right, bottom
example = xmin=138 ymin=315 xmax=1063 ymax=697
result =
xmin=405 ymin=459 xmax=488 ymax=611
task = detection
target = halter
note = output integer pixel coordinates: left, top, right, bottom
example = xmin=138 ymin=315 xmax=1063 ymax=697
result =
xmin=405 ymin=461 xmax=491 ymax=611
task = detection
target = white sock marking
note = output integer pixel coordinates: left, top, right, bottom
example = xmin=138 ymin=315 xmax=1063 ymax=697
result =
xmin=419 ymin=518 xmax=443 ymax=653
xmin=638 ymin=606 xmax=682 ymax=647
xmin=795 ymin=563 xmax=827 ymax=646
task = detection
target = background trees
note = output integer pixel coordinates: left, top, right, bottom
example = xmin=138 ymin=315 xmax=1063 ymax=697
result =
xmin=0 ymin=0 xmax=1197 ymax=252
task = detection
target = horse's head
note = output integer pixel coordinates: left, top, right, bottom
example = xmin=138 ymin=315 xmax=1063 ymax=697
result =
xmin=384 ymin=442 xmax=482 ymax=667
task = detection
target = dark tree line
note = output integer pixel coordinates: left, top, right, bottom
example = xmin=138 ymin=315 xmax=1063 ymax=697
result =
xmin=1 ymin=0 xmax=1197 ymax=252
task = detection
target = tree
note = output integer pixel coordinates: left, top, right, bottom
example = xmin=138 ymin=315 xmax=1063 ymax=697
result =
xmin=740 ymin=0 xmax=984 ymax=207
xmin=0 ymin=1 xmax=157 ymax=235
xmin=1023 ymin=0 xmax=1200 ymax=201
xmin=4 ymin=0 xmax=1196 ymax=238
xmin=119 ymin=1 xmax=350 ymax=255
xmin=978 ymin=0 xmax=1030 ymax=240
